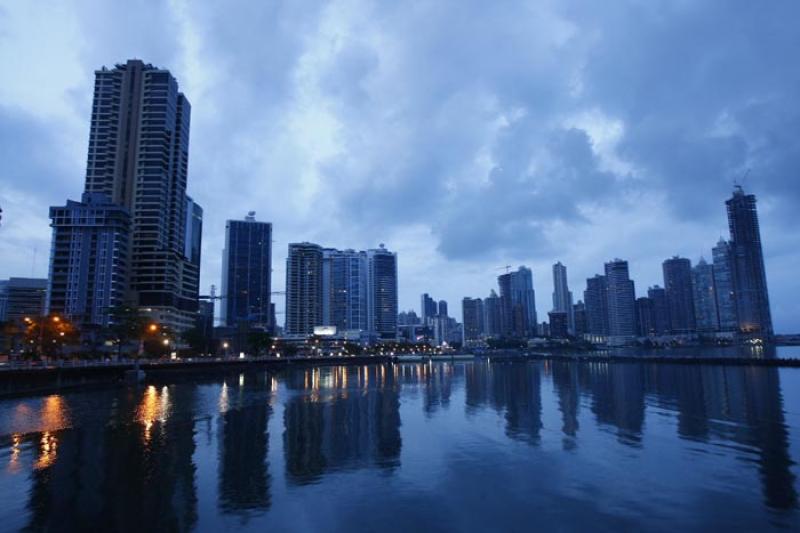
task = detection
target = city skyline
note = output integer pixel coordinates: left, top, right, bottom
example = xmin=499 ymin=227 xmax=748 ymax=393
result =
xmin=1 ymin=3 xmax=799 ymax=332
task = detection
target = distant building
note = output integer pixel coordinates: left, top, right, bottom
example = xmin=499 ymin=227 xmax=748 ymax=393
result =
xmin=366 ymin=245 xmax=398 ymax=339
xmin=548 ymin=311 xmax=569 ymax=339
xmin=605 ymin=259 xmax=636 ymax=342
xmin=397 ymin=310 xmax=420 ymax=326
xmin=647 ymin=286 xmax=670 ymax=335
xmin=221 ymin=213 xmax=272 ymax=329
xmin=584 ymin=275 xmax=609 ymax=336
xmin=635 ymin=297 xmax=655 ymax=337
xmin=0 ymin=280 xmax=7 ymax=321
xmin=322 ymin=249 xmax=368 ymax=333
xmin=552 ymin=262 xmax=575 ymax=334
xmin=712 ymin=239 xmax=738 ymax=332
xmin=438 ymin=300 xmax=448 ymax=318
xmin=46 ymin=193 xmax=130 ymax=326
xmin=285 ymin=243 xmax=324 ymax=335
xmin=2 ymin=278 xmax=47 ymax=324
xmin=420 ymin=293 xmax=437 ymax=325
xmin=573 ymin=301 xmax=588 ymax=337
xmin=726 ymin=186 xmax=773 ymax=336
xmin=498 ymin=266 xmax=537 ymax=338
xmin=483 ymin=290 xmax=503 ymax=338
xmin=462 ymin=297 xmax=484 ymax=342
xmin=663 ymin=256 xmax=697 ymax=334
xmin=692 ymin=258 xmax=719 ymax=332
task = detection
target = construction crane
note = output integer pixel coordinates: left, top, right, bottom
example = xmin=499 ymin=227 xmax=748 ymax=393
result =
xmin=496 ymin=265 xmax=512 ymax=273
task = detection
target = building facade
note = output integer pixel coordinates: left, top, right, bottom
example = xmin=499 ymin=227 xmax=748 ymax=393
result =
xmin=78 ymin=59 xmax=202 ymax=331
xmin=285 ymin=243 xmax=324 ymax=335
xmin=462 ymin=297 xmax=484 ymax=342
xmin=322 ymin=249 xmax=368 ymax=333
xmin=366 ymin=245 xmax=398 ymax=339
xmin=663 ymin=256 xmax=697 ymax=335
xmin=692 ymin=258 xmax=719 ymax=333
xmin=647 ymin=286 xmax=670 ymax=335
xmin=498 ymin=267 xmax=537 ymax=338
xmin=46 ymin=193 xmax=130 ymax=326
xmin=604 ymin=259 xmax=636 ymax=342
xmin=552 ymin=262 xmax=575 ymax=334
xmin=584 ymin=275 xmax=609 ymax=336
xmin=221 ymin=213 xmax=272 ymax=329
xmin=712 ymin=239 xmax=738 ymax=331
xmin=726 ymin=186 xmax=773 ymax=336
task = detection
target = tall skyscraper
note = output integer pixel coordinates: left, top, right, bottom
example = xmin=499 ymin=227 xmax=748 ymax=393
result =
xmin=604 ymin=259 xmax=636 ymax=341
xmin=647 ymin=286 xmax=670 ymax=335
xmin=462 ymin=297 xmax=484 ymax=342
xmin=498 ymin=266 xmax=537 ymax=338
xmin=438 ymin=300 xmax=448 ymax=318
xmin=420 ymin=293 xmax=437 ymax=325
xmin=663 ymin=256 xmax=696 ymax=334
xmin=584 ymin=275 xmax=609 ymax=336
xmin=73 ymin=59 xmax=202 ymax=331
xmin=483 ymin=290 xmax=502 ymax=338
xmin=692 ymin=258 xmax=719 ymax=332
xmin=366 ymin=245 xmax=398 ymax=339
xmin=46 ymin=193 xmax=130 ymax=326
xmin=322 ymin=249 xmax=367 ymax=332
xmin=285 ymin=243 xmax=324 ymax=335
xmin=712 ymin=238 xmax=737 ymax=331
xmin=552 ymin=261 xmax=575 ymax=334
xmin=221 ymin=212 xmax=272 ymax=329
xmin=726 ymin=186 xmax=773 ymax=336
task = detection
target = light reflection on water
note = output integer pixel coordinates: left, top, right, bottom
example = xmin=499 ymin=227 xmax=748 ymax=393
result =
xmin=0 ymin=360 xmax=797 ymax=531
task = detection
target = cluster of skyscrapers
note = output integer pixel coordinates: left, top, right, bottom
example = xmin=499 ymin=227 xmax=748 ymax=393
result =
xmin=0 ymin=57 xmax=777 ymax=352
xmin=461 ymin=186 xmax=773 ymax=346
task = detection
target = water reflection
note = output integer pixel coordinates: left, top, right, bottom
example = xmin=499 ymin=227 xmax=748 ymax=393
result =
xmin=0 ymin=359 xmax=796 ymax=530
xmin=283 ymin=365 xmax=401 ymax=484
xmin=218 ymin=373 xmax=271 ymax=513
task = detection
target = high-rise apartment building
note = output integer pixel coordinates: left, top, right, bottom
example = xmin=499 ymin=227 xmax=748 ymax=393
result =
xmin=552 ymin=262 xmax=575 ymax=334
xmin=726 ymin=186 xmax=772 ymax=336
xmin=420 ymin=293 xmax=437 ymax=325
xmin=573 ymin=301 xmax=588 ymax=337
xmin=483 ymin=290 xmax=502 ymax=338
xmin=647 ymin=286 xmax=670 ymax=335
xmin=604 ymin=259 xmax=636 ymax=342
xmin=663 ymin=257 xmax=696 ymax=334
xmin=692 ymin=258 xmax=719 ymax=332
xmin=635 ymin=297 xmax=655 ymax=337
xmin=497 ymin=266 xmax=537 ymax=338
xmin=462 ymin=297 xmax=484 ymax=342
xmin=48 ymin=59 xmax=203 ymax=332
xmin=221 ymin=212 xmax=272 ymax=329
xmin=712 ymin=239 xmax=738 ymax=331
xmin=285 ymin=243 xmax=324 ymax=335
xmin=366 ymin=245 xmax=398 ymax=339
xmin=322 ymin=249 xmax=367 ymax=333
xmin=46 ymin=193 xmax=130 ymax=326
xmin=584 ymin=275 xmax=609 ymax=336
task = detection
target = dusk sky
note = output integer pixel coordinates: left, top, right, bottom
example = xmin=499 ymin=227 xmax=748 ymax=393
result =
xmin=1 ymin=0 xmax=798 ymax=332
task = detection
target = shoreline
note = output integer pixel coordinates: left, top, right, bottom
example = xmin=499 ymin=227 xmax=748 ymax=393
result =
xmin=0 ymin=351 xmax=798 ymax=398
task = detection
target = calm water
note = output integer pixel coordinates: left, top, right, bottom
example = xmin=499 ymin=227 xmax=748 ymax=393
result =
xmin=0 ymin=360 xmax=798 ymax=532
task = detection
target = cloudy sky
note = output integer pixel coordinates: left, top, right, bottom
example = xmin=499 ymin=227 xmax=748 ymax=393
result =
xmin=1 ymin=0 xmax=798 ymax=332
